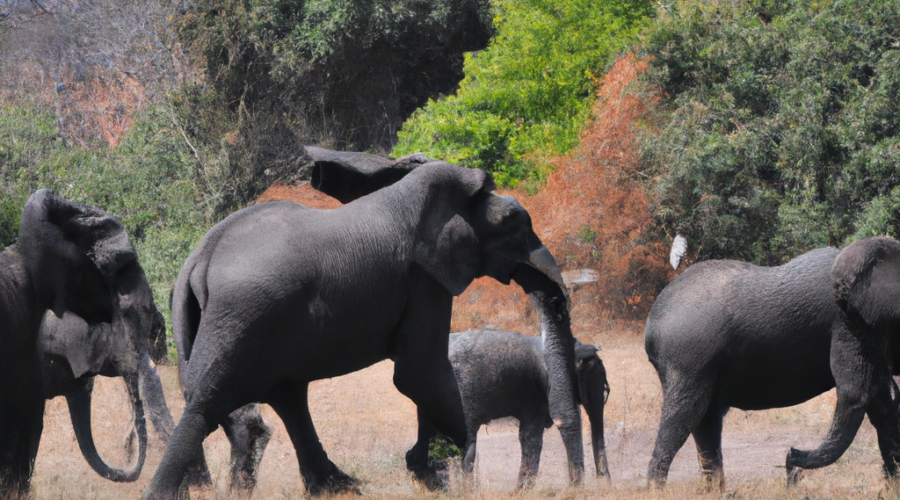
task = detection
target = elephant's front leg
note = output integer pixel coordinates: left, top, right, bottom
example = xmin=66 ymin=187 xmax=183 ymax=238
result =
xmin=221 ymin=403 xmax=273 ymax=492
xmin=863 ymin=377 xmax=900 ymax=479
xmin=266 ymin=380 xmax=359 ymax=496
xmin=0 ymin=395 xmax=44 ymax=494
xmin=406 ymin=407 xmax=444 ymax=490
xmin=391 ymin=271 xmax=467 ymax=448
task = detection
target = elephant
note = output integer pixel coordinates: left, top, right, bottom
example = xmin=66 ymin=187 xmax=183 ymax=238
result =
xmin=644 ymin=239 xmax=900 ymax=490
xmin=0 ymin=189 xmax=162 ymax=495
xmin=39 ymin=308 xmax=176 ymax=482
xmin=143 ymin=146 xmax=583 ymax=498
xmin=407 ymin=329 xmax=610 ymax=491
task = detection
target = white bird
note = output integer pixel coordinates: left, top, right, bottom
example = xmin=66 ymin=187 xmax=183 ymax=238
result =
xmin=669 ymin=234 xmax=688 ymax=270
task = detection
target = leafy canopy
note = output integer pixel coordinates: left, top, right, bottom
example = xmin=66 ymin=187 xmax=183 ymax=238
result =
xmin=641 ymin=0 xmax=900 ymax=263
xmin=393 ymin=0 xmax=653 ymax=187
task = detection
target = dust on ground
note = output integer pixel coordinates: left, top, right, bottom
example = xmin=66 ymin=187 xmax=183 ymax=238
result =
xmin=31 ymin=330 xmax=886 ymax=499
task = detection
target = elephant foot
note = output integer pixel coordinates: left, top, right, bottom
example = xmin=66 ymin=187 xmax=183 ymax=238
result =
xmin=306 ymin=466 xmax=361 ymax=496
xmin=785 ymin=449 xmax=805 ymax=487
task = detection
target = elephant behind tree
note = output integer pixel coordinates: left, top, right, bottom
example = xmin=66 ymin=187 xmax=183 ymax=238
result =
xmin=644 ymin=240 xmax=900 ymax=490
xmin=408 ymin=329 xmax=610 ymax=491
xmin=0 ymin=189 xmax=162 ymax=495
xmin=39 ymin=308 xmax=175 ymax=482
xmin=144 ymin=147 xmax=583 ymax=498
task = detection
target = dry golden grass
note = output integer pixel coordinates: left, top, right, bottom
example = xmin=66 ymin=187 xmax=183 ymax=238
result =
xmin=30 ymin=330 xmax=891 ymax=500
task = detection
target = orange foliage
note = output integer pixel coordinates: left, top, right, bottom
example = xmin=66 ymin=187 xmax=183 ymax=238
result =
xmin=257 ymin=183 xmax=343 ymax=210
xmin=259 ymin=55 xmax=673 ymax=341
xmin=453 ymin=55 xmax=675 ymax=341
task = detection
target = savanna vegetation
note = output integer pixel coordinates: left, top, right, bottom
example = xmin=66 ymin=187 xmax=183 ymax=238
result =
xmin=3 ymin=0 xmax=900 ymax=497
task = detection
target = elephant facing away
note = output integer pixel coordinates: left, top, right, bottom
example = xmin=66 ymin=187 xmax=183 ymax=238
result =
xmin=407 ymin=329 xmax=610 ymax=491
xmin=39 ymin=308 xmax=175 ymax=483
xmin=0 ymin=190 xmax=162 ymax=495
xmin=645 ymin=241 xmax=900 ymax=490
xmin=144 ymin=147 xmax=583 ymax=498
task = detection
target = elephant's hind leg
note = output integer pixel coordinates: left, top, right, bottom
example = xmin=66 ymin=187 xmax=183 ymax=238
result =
xmin=144 ymin=405 xmax=219 ymax=499
xmin=516 ymin=418 xmax=545 ymax=490
xmin=648 ymin=371 xmax=714 ymax=487
xmin=692 ymin=404 xmax=727 ymax=492
xmin=266 ymin=381 xmax=359 ymax=496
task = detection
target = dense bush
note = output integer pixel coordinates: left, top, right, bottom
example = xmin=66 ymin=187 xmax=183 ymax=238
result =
xmin=641 ymin=0 xmax=900 ymax=263
xmin=392 ymin=0 xmax=653 ymax=187
xmin=0 ymin=103 xmax=209 ymax=329
xmin=177 ymin=0 xmax=493 ymax=152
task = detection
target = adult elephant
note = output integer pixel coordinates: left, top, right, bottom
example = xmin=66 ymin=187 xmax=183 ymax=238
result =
xmin=144 ymin=147 xmax=583 ymax=498
xmin=39 ymin=308 xmax=174 ymax=482
xmin=645 ymin=240 xmax=900 ymax=490
xmin=408 ymin=329 xmax=610 ymax=491
xmin=0 ymin=189 xmax=162 ymax=495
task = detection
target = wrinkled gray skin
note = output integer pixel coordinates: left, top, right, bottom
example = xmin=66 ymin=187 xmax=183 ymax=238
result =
xmin=0 ymin=189 xmax=160 ymax=495
xmin=645 ymin=240 xmax=900 ymax=490
xmin=408 ymin=330 xmax=609 ymax=491
xmin=39 ymin=308 xmax=174 ymax=483
xmin=144 ymin=147 xmax=582 ymax=499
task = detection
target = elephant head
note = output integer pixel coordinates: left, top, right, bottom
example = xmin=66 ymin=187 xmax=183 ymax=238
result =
xmin=1 ymin=189 xmax=160 ymax=488
xmin=306 ymin=147 xmax=585 ymax=482
xmin=575 ymin=342 xmax=610 ymax=478
xmin=785 ymin=236 xmax=900 ymax=481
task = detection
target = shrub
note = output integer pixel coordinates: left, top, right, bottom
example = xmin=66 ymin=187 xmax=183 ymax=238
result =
xmin=393 ymin=0 xmax=653 ymax=187
xmin=640 ymin=0 xmax=900 ymax=263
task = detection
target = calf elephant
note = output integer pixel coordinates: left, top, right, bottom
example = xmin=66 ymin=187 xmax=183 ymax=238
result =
xmin=39 ymin=308 xmax=174 ymax=482
xmin=144 ymin=147 xmax=583 ymax=498
xmin=408 ymin=329 xmax=610 ymax=490
xmin=0 ymin=189 xmax=162 ymax=495
xmin=645 ymin=239 xmax=900 ymax=490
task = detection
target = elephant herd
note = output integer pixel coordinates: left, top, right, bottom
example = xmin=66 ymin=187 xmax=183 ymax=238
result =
xmin=1 ymin=147 xmax=899 ymax=498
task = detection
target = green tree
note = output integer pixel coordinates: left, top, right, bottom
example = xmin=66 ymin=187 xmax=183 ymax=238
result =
xmin=641 ymin=0 xmax=900 ymax=263
xmin=393 ymin=0 xmax=653 ymax=187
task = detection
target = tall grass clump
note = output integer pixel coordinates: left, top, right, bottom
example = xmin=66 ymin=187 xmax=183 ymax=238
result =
xmin=393 ymin=0 xmax=653 ymax=187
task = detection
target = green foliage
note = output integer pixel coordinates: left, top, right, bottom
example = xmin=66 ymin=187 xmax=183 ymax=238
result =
xmin=393 ymin=0 xmax=653 ymax=187
xmin=428 ymin=434 xmax=462 ymax=461
xmin=178 ymin=0 xmax=493 ymax=151
xmin=640 ymin=0 xmax=900 ymax=263
xmin=0 ymin=103 xmax=210 ymax=340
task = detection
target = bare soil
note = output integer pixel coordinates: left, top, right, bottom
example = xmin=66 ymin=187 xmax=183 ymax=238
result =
xmin=30 ymin=330 xmax=889 ymax=500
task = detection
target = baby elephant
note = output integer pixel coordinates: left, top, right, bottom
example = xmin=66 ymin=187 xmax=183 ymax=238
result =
xmin=408 ymin=329 xmax=610 ymax=490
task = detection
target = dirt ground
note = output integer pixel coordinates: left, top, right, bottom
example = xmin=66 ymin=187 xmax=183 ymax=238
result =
xmin=29 ymin=327 xmax=891 ymax=500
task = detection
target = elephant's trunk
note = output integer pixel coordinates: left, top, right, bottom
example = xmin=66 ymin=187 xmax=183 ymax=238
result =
xmin=785 ymin=318 xmax=887 ymax=484
xmin=577 ymin=349 xmax=610 ymax=478
xmin=66 ymin=372 xmax=148 ymax=482
xmin=513 ymin=243 xmax=585 ymax=485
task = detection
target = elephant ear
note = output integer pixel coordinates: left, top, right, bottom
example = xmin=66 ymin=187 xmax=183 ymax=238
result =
xmin=18 ymin=189 xmax=138 ymax=323
xmin=412 ymin=165 xmax=496 ymax=295
xmin=40 ymin=311 xmax=113 ymax=378
xmin=832 ymin=237 xmax=900 ymax=327
xmin=306 ymin=146 xmax=435 ymax=203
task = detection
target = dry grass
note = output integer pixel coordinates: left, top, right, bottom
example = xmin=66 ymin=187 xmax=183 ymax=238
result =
xmin=30 ymin=332 xmax=890 ymax=500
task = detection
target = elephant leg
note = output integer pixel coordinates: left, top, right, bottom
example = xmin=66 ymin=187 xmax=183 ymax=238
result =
xmin=864 ymin=378 xmax=900 ymax=479
xmin=648 ymin=372 xmax=714 ymax=488
xmin=0 ymin=397 xmax=44 ymax=494
xmin=516 ymin=418 xmax=545 ymax=490
xmin=266 ymin=381 xmax=359 ymax=496
xmin=391 ymin=270 xmax=467 ymax=448
xmin=221 ymin=404 xmax=272 ymax=492
xmin=406 ymin=407 xmax=443 ymax=490
xmin=144 ymin=405 xmax=219 ymax=499
xmin=692 ymin=405 xmax=727 ymax=492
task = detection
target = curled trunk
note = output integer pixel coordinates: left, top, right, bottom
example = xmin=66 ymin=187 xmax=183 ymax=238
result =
xmin=65 ymin=373 xmax=147 ymax=482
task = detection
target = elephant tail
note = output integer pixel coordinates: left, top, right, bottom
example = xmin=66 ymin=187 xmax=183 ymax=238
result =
xmin=171 ymin=259 xmax=204 ymax=391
